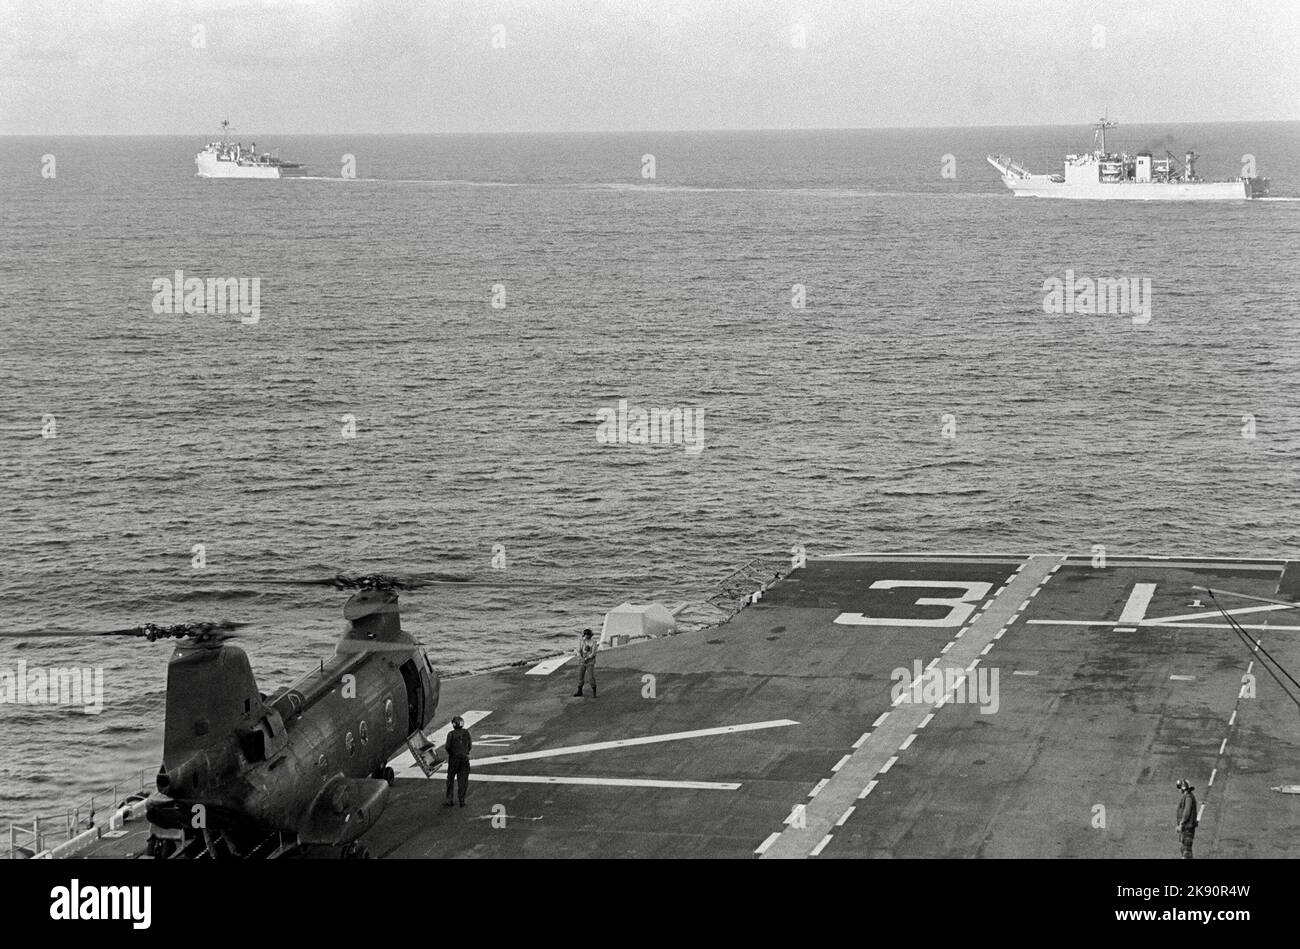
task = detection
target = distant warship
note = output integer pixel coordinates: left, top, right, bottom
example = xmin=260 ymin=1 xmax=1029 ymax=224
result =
xmin=195 ymin=119 xmax=308 ymax=179
xmin=988 ymin=118 xmax=1268 ymax=199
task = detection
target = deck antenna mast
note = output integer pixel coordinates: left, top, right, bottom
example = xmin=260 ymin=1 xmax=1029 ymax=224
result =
xmin=1093 ymin=116 xmax=1117 ymax=155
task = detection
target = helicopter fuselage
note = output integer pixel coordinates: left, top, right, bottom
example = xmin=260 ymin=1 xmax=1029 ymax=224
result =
xmin=146 ymin=595 xmax=439 ymax=855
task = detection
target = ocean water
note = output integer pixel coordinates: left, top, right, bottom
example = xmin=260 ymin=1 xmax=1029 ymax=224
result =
xmin=1 ymin=123 xmax=1297 ymax=827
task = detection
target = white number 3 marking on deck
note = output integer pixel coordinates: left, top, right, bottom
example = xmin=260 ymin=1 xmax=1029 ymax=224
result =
xmin=833 ymin=580 xmax=993 ymax=627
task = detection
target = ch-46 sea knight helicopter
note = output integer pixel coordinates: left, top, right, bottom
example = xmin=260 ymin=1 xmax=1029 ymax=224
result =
xmin=143 ymin=573 xmax=446 ymax=859
xmin=10 ymin=564 xmax=650 ymax=859
xmin=23 ymin=573 xmax=453 ymax=859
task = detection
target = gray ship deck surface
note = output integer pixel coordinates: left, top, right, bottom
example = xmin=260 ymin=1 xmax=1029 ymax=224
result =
xmin=79 ymin=554 xmax=1300 ymax=859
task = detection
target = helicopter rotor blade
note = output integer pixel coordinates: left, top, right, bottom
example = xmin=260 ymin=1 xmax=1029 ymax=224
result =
xmin=185 ymin=573 xmax=644 ymax=592
xmin=0 ymin=629 xmax=148 ymax=639
xmin=334 ymin=640 xmax=422 ymax=655
xmin=208 ymin=572 xmax=472 ymax=591
xmin=0 ymin=620 xmax=251 ymax=641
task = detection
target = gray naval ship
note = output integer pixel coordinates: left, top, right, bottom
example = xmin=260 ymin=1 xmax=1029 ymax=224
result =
xmin=195 ymin=119 xmax=308 ymax=179
xmin=988 ymin=118 xmax=1269 ymax=199
xmin=12 ymin=550 xmax=1299 ymax=860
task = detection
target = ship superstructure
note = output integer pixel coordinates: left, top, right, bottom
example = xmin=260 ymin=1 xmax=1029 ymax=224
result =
xmin=988 ymin=118 xmax=1268 ymax=200
xmin=195 ymin=119 xmax=308 ymax=179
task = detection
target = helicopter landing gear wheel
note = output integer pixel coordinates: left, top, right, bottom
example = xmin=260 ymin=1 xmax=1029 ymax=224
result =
xmin=145 ymin=835 xmax=177 ymax=859
xmin=382 ymin=766 xmax=395 ymax=786
xmin=341 ymin=842 xmax=371 ymax=860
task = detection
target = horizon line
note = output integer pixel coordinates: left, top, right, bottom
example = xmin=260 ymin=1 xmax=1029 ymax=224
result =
xmin=3 ymin=119 xmax=1298 ymax=138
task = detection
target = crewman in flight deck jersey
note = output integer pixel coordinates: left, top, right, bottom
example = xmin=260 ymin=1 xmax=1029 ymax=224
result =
xmin=573 ymin=628 xmax=598 ymax=698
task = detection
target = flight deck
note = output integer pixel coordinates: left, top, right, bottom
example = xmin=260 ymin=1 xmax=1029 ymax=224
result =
xmin=75 ymin=553 xmax=1300 ymax=859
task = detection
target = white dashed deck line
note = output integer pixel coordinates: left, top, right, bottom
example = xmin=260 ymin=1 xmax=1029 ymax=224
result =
xmin=808 ymin=778 xmax=829 ymax=798
xmin=852 ymin=732 xmax=871 ymax=749
xmin=940 ymin=642 xmax=953 ymax=654
xmin=918 ymin=713 xmax=934 ymax=729
xmin=1169 ymin=674 xmax=1194 ymax=681
xmin=980 ymin=643 xmax=994 ymax=656
xmin=1013 ymin=670 xmax=1039 ymax=676
xmin=832 ymin=755 xmax=852 ymax=773
xmin=1018 ymin=599 xmax=1031 ymax=612
xmin=858 ymin=780 xmax=878 ymax=800
xmin=1197 ymin=804 xmax=1206 ymax=822
xmin=1204 ymin=612 xmax=1270 ymax=817
xmin=760 ymin=554 xmax=1065 ymax=859
xmin=810 ymin=835 xmax=833 ymax=857
xmin=754 ymin=832 xmax=781 ymax=855
xmin=836 ymin=807 xmax=855 ymax=827
xmin=899 ymin=734 xmax=916 ymax=751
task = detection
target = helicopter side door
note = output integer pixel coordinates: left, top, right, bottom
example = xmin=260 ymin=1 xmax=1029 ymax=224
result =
xmin=398 ymin=658 xmax=423 ymax=736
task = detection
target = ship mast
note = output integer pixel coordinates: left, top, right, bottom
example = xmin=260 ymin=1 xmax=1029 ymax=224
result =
xmin=1093 ymin=116 xmax=1117 ymax=155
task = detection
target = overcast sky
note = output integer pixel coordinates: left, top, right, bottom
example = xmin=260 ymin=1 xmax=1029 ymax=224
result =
xmin=2 ymin=0 xmax=1297 ymax=134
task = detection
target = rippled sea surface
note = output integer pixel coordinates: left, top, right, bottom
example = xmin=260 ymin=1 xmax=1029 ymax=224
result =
xmin=1 ymin=124 xmax=1297 ymax=825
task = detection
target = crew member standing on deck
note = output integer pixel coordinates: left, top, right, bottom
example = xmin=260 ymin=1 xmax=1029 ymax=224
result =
xmin=1175 ymin=779 xmax=1198 ymax=858
xmin=443 ymin=716 xmax=472 ymax=807
xmin=573 ymin=628 xmax=598 ymax=698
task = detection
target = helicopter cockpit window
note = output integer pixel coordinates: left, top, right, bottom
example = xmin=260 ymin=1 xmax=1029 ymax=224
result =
xmin=384 ymin=698 xmax=394 ymax=729
xmin=345 ymin=731 xmax=355 ymax=755
xmin=359 ymin=720 xmax=368 ymax=744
